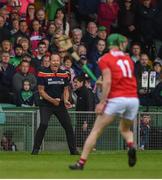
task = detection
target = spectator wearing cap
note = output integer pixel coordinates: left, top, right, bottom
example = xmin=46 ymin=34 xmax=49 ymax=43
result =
xmin=97 ymin=0 xmax=119 ymax=34
xmin=97 ymin=26 xmax=107 ymax=41
xmin=0 ymin=15 xmax=11 ymax=44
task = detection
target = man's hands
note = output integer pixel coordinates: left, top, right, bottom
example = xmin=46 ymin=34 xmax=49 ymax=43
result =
xmin=52 ymin=98 xmax=61 ymax=106
xmin=64 ymin=100 xmax=73 ymax=109
xmin=95 ymin=101 xmax=106 ymax=115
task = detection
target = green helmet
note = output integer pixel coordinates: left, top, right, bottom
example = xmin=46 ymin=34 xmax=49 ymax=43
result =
xmin=107 ymin=33 xmax=127 ymax=47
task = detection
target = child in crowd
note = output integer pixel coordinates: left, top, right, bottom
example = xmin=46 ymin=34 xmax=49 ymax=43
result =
xmin=16 ymin=79 xmax=36 ymax=107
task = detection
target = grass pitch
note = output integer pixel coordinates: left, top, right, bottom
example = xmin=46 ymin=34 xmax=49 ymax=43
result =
xmin=0 ymin=150 xmax=162 ymax=179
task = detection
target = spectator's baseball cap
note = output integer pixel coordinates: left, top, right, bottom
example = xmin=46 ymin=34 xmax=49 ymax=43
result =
xmin=98 ymin=26 xmax=107 ymax=31
xmin=107 ymin=33 xmax=127 ymax=47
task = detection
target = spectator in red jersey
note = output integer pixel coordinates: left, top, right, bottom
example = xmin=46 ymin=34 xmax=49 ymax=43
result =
xmin=97 ymin=0 xmax=119 ymax=34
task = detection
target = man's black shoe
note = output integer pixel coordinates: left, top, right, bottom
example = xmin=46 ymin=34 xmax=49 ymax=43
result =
xmin=70 ymin=151 xmax=80 ymax=155
xmin=69 ymin=162 xmax=83 ymax=170
xmin=128 ymin=147 xmax=136 ymax=167
xmin=31 ymin=149 xmax=39 ymax=155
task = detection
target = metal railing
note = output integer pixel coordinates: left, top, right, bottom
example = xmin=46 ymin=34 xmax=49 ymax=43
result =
xmin=0 ymin=106 xmax=162 ymax=152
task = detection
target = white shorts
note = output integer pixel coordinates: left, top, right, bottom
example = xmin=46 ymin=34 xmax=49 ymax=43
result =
xmin=104 ymin=97 xmax=139 ymax=121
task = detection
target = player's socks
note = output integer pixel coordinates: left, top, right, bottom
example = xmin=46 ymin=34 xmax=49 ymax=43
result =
xmin=78 ymin=158 xmax=86 ymax=166
xmin=127 ymin=142 xmax=134 ymax=148
xmin=69 ymin=158 xmax=86 ymax=170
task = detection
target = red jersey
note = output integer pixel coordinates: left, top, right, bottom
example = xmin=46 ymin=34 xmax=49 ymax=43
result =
xmin=98 ymin=49 xmax=137 ymax=99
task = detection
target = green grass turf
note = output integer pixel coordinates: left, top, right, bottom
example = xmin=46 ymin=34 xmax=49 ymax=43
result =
xmin=0 ymin=150 xmax=162 ymax=179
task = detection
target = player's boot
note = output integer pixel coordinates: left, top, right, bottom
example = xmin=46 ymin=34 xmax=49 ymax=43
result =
xmin=31 ymin=149 xmax=39 ymax=155
xmin=69 ymin=162 xmax=84 ymax=170
xmin=128 ymin=147 xmax=136 ymax=167
xmin=70 ymin=150 xmax=80 ymax=155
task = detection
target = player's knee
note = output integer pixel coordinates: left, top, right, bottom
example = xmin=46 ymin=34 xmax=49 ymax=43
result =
xmin=119 ymin=124 xmax=130 ymax=133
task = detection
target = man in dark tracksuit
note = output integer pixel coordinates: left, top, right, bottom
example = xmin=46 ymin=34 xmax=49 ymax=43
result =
xmin=73 ymin=76 xmax=95 ymax=148
xmin=31 ymin=53 xmax=78 ymax=155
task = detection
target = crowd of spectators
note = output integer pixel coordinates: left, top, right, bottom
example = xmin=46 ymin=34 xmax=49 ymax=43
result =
xmin=0 ymin=0 xmax=162 ymax=108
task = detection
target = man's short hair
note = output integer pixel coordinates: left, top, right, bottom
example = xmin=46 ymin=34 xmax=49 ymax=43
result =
xmin=14 ymin=44 xmax=23 ymax=50
xmin=38 ymin=41 xmax=46 ymax=47
xmin=73 ymin=75 xmax=85 ymax=82
xmin=20 ymin=60 xmax=30 ymax=65
xmin=72 ymin=28 xmax=82 ymax=35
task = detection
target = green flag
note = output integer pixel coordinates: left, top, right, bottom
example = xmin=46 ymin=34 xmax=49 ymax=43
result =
xmin=46 ymin=0 xmax=65 ymax=21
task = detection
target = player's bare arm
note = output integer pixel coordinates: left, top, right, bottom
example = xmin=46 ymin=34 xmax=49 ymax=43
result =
xmin=63 ymin=86 xmax=72 ymax=108
xmin=95 ymin=68 xmax=111 ymax=114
